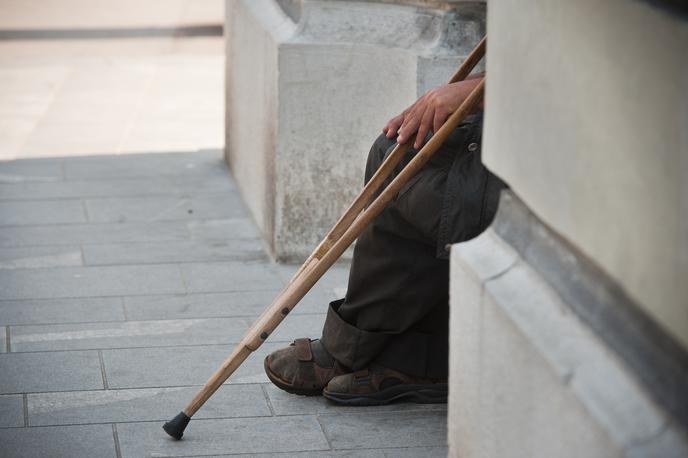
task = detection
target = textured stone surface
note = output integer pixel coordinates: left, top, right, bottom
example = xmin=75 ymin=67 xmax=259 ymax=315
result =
xmin=0 ymin=264 xmax=185 ymax=300
xmin=0 ymin=221 xmax=190 ymax=247
xmin=319 ymin=411 xmax=448 ymax=450
xmin=0 ymin=245 xmax=83 ymax=269
xmin=84 ymin=194 xmax=246 ymax=223
xmin=122 ymin=290 xmax=326 ymax=320
xmin=0 ymin=326 xmax=6 ymax=352
xmin=484 ymin=0 xmax=688 ymax=349
xmin=225 ymin=0 xmax=485 ymax=260
xmin=0 ymin=351 xmax=104 ymax=393
xmin=117 ymin=416 xmax=329 ymax=456
xmin=0 ymin=296 xmax=124 ymax=325
xmin=179 ymin=261 xmax=283 ymax=293
xmin=0 ymin=424 xmax=117 ymax=458
xmin=449 ymin=230 xmax=688 ymax=457
xmin=0 ymin=199 xmax=86 ymax=226
xmin=0 ymin=394 xmax=24 ymax=427
xmin=28 ymin=385 xmax=270 ymax=426
xmin=103 ymin=343 xmax=283 ymax=388
xmin=82 ymin=239 xmax=267 ymax=265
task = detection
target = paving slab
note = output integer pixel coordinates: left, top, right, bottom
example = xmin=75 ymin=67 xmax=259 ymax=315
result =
xmin=0 ymin=350 xmax=103 ymax=394
xmin=28 ymin=384 xmax=270 ymax=426
xmin=82 ymin=239 xmax=267 ymax=266
xmin=62 ymin=151 xmax=227 ymax=180
xmin=85 ymin=194 xmax=247 ymax=223
xmin=0 ymin=264 xmax=186 ymax=301
xmin=0 ymin=296 xmax=124 ymax=326
xmin=205 ymin=447 xmax=448 ymax=457
xmin=122 ymin=290 xmax=328 ymax=321
xmin=264 ymin=384 xmax=447 ymax=416
xmin=0 ymin=245 xmax=83 ymax=269
xmin=187 ymin=218 xmax=260 ymax=241
xmin=0 ymin=221 xmax=190 ymax=247
xmin=0 ymin=175 xmax=234 ymax=200
xmin=1 ymin=326 xmax=6 ymax=352
xmin=0 ymin=394 xmax=24 ymax=427
xmin=117 ymin=416 xmax=329 ymax=457
xmin=103 ymin=343 xmax=284 ymax=389
xmin=0 ymin=199 xmax=86 ymax=226
xmin=11 ymin=313 xmax=326 ymax=352
xmin=0 ymin=159 xmax=63 ymax=183
xmin=180 ymin=261 xmax=284 ymax=293
xmin=318 ymin=410 xmax=447 ymax=450
xmin=0 ymin=424 xmax=117 ymax=458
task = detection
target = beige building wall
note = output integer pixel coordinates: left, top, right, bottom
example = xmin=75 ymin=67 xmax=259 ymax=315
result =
xmin=483 ymin=0 xmax=688 ymax=348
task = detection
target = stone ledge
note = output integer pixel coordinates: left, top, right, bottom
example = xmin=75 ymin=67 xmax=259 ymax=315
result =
xmin=449 ymin=225 xmax=688 ymax=457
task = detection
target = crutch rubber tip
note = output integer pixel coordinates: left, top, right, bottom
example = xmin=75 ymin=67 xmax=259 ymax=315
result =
xmin=163 ymin=411 xmax=190 ymax=440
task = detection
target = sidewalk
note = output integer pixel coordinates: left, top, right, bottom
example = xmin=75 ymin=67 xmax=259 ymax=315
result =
xmin=0 ymin=151 xmax=448 ymax=456
xmin=0 ymin=2 xmax=448 ymax=455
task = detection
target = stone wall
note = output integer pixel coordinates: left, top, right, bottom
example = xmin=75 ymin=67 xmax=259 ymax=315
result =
xmin=225 ymin=0 xmax=485 ymax=261
xmin=449 ymin=0 xmax=688 ymax=456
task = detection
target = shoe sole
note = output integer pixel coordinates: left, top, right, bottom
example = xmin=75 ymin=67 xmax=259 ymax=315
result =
xmin=263 ymin=356 xmax=323 ymax=397
xmin=322 ymin=384 xmax=448 ymax=406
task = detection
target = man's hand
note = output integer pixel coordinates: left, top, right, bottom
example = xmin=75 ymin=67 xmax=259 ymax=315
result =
xmin=382 ymin=75 xmax=483 ymax=149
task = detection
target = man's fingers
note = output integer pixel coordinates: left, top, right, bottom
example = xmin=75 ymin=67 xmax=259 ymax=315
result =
xmin=433 ymin=109 xmax=448 ymax=136
xmin=384 ymin=113 xmax=404 ymax=138
xmin=414 ymin=107 xmax=435 ymax=149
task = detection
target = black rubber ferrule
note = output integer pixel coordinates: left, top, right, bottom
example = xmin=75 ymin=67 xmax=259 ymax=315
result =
xmin=163 ymin=411 xmax=190 ymax=440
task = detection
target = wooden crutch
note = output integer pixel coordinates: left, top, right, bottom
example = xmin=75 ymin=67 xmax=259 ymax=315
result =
xmin=163 ymin=36 xmax=486 ymax=440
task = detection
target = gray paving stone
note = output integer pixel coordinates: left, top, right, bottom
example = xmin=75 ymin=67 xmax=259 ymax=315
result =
xmin=0 ymin=424 xmax=117 ymax=458
xmin=188 ymin=218 xmax=260 ymax=241
xmin=0 ymin=221 xmax=190 ymax=247
xmin=0 ymin=200 xmax=86 ymax=226
xmin=1 ymin=326 xmax=6 ymax=352
xmin=83 ymin=239 xmax=267 ymax=266
xmin=122 ymin=290 xmax=326 ymax=321
xmin=117 ymin=416 xmax=329 ymax=457
xmin=28 ymin=384 xmax=270 ymax=426
xmin=0 ymin=297 xmax=124 ymax=326
xmin=180 ymin=261 xmax=283 ymax=293
xmin=381 ymin=447 xmax=448 ymax=457
xmin=10 ymin=313 xmax=326 ymax=352
xmin=319 ymin=411 xmax=447 ymax=450
xmin=0 ymin=159 xmax=63 ymax=184
xmin=103 ymin=343 xmax=283 ymax=388
xmin=0 ymin=394 xmax=24 ymax=427
xmin=0 ymin=264 xmax=185 ymax=300
xmin=0 ymin=351 xmax=103 ymax=394
xmin=264 ymin=384 xmax=447 ymax=416
xmin=0 ymin=175 xmax=234 ymax=200
xmin=0 ymin=246 xmax=82 ymax=269
xmin=204 ymin=448 xmax=448 ymax=457
xmin=85 ymin=194 xmax=247 ymax=223
xmin=63 ymin=150 xmax=227 ymax=180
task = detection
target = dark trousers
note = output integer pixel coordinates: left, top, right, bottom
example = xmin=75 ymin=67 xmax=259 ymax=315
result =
xmin=321 ymin=115 xmax=502 ymax=378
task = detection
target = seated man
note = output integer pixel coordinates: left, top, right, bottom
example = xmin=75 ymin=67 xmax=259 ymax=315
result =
xmin=264 ymin=74 xmax=504 ymax=405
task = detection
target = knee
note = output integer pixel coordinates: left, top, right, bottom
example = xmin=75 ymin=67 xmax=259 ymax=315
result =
xmin=365 ymin=134 xmax=396 ymax=181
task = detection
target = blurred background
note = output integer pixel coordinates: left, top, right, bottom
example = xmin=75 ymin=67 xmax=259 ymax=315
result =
xmin=0 ymin=0 xmax=224 ymax=160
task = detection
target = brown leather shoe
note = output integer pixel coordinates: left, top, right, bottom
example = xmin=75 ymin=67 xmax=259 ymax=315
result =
xmin=323 ymin=365 xmax=447 ymax=405
xmin=264 ymin=338 xmax=349 ymax=396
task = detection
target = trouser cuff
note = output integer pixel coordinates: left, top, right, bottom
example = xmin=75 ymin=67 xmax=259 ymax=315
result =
xmin=320 ymin=299 xmax=390 ymax=371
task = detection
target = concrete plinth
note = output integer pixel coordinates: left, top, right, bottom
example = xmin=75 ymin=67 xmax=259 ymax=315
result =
xmin=224 ymin=0 xmax=485 ymax=261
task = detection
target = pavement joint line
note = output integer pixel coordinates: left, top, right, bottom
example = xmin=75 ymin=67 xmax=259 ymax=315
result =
xmin=2 ymin=339 xmax=300 ymax=354
xmin=0 ymin=310 xmax=326 ymax=328
xmin=22 ymin=393 xmax=28 ymax=427
xmin=0 ymin=287 xmax=286 ymax=303
xmin=315 ymin=414 xmax=334 ymax=451
xmin=98 ymin=350 xmax=110 ymax=389
xmin=5 ymin=325 xmax=10 ymax=352
xmin=112 ymin=424 xmax=123 ymax=458
xmin=120 ymin=297 xmax=128 ymax=321
xmin=260 ymin=383 xmax=276 ymax=417
xmin=0 ymin=259 xmax=277 ymax=270
xmin=80 ymin=198 xmax=90 ymax=223
xmin=0 ymin=216 xmax=257 ymax=230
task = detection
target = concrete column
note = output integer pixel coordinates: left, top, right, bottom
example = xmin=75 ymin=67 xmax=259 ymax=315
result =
xmin=449 ymin=0 xmax=688 ymax=455
xmin=225 ymin=0 xmax=485 ymax=260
